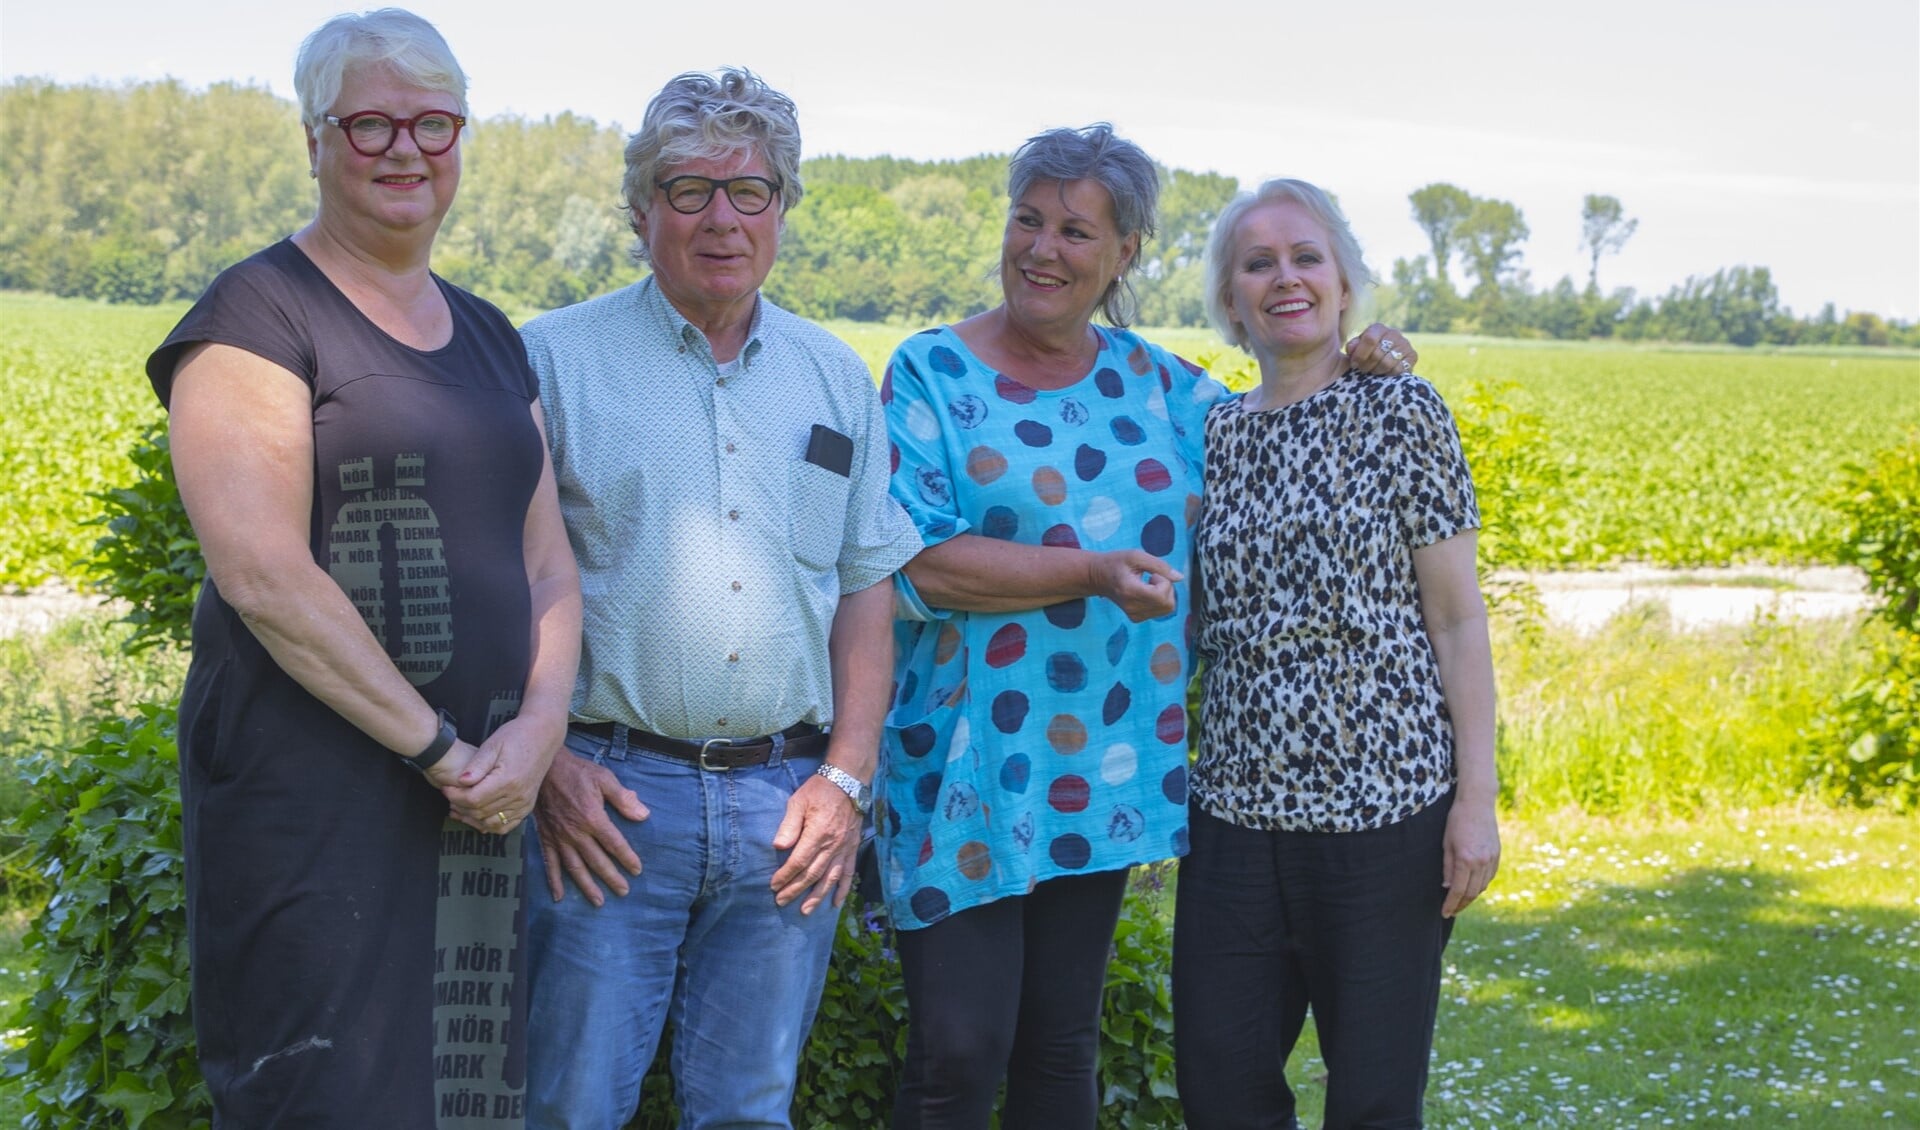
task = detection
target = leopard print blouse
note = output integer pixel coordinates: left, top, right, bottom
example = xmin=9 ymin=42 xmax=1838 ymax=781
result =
xmin=1192 ymin=372 xmax=1480 ymax=833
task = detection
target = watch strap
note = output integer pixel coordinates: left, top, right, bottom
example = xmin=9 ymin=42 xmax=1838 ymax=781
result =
xmin=815 ymin=762 xmax=872 ymax=813
xmin=404 ymin=708 xmax=458 ymax=774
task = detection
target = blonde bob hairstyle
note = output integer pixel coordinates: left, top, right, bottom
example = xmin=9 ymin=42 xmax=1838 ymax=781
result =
xmin=621 ymin=68 xmax=804 ymax=262
xmin=294 ymin=8 xmax=468 ymax=129
xmin=1204 ymin=177 xmax=1375 ymax=351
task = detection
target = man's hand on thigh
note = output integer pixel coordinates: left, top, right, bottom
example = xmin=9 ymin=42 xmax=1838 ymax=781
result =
xmin=534 ymin=749 xmax=650 ymax=907
xmin=770 ymin=777 xmax=860 ymax=914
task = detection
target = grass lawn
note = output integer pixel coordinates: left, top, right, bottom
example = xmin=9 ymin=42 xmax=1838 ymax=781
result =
xmin=1272 ymin=809 xmax=1919 ymax=1128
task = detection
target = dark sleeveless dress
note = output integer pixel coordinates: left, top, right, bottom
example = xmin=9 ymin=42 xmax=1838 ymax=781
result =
xmin=148 ymin=240 xmax=540 ymax=1128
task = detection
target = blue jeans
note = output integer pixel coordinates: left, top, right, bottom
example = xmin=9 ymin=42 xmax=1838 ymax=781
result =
xmin=524 ymin=726 xmax=841 ymax=1129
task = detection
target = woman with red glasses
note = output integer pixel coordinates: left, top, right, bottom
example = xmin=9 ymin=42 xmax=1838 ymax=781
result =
xmin=146 ymin=9 xmax=579 ymax=1125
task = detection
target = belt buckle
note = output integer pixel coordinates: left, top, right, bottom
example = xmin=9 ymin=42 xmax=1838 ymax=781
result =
xmin=697 ymin=737 xmax=737 ymax=772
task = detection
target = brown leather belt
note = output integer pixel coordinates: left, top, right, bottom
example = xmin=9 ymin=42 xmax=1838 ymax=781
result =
xmin=570 ymin=721 xmax=826 ymax=770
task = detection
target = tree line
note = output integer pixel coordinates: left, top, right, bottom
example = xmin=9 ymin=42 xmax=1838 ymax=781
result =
xmin=2 ymin=79 xmax=1912 ymax=346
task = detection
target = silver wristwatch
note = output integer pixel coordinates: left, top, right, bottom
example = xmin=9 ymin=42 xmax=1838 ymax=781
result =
xmin=815 ymin=763 xmax=873 ymax=815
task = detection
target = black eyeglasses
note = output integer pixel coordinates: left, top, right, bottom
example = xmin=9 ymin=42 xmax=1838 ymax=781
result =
xmin=656 ymin=175 xmax=782 ymax=216
xmin=324 ymin=109 xmax=467 ymax=157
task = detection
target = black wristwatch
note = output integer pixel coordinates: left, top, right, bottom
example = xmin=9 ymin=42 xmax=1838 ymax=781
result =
xmin=403 ymin=709 xmax=458 ymax=774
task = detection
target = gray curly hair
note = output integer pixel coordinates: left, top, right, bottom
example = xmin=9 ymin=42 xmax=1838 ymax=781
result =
xmin=622 ymin=68 xmax=804 ymax=261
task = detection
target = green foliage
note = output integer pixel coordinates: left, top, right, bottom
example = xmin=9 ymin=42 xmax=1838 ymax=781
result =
xmin=1832 ymin=433 xmax=1920 ymax=633
xmin=1812 ymin=629 xmax=1920 ymax=808
xmin=1097 ymin=871 xmax=1181 ymax=1130
xmin=790 ymin=900 xmax=909 ymax=1129
xmin=0 ymin=80 xmax=312 ymax=303
xmin=1579 ymin=193 xmax=1638 ymax=293
xmin=1811 ymin=434 xmax=1920 ymax=807
xmin=86 ymin=422 xmax=200 ymax=652
xmin=87 ymin=423 xmax=201 ymax=651
xmin=0 ymin=614 xmax=189 ymax=893
xmin=1496 ymin=612 xmax=1870 ymax=816
xmin=0 ymin=294 xmax=174 ymax=587
xmin=3 ymin=703 xmax=210 ymax=1129
xmin=1447 ymin=381 xmax=1564 ymax=607
xmin=1423 ymin=342 xmax=1920 ymax=567
xmin=1408 ymin=182 xmax=1473 ymax=281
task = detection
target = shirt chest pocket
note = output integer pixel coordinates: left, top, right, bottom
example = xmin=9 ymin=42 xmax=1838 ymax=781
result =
xmin=789 ymin=460 xmax=850 ymax=571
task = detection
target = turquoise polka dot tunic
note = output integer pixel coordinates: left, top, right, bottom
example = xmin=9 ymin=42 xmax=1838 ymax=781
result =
xmin=878 ymin=325 xmax=1228 ymax=930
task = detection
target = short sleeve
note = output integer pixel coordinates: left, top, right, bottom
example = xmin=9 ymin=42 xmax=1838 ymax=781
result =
xmin=881 ymin=336 xmax=973 ymax=551
xmin=1390 ymin=378 xmax=1481 ymax=547
xmin=145 ymin=246 xmax=317 ymax=408
xmin=1160 ymin=348 xmax=1231 ymax=474
xmin=835 ymin=348 xmax=925 ymax=595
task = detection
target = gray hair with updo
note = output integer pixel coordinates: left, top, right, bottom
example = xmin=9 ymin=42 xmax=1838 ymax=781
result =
xmin=1005 ymin=123 xmax=1160 ymax=327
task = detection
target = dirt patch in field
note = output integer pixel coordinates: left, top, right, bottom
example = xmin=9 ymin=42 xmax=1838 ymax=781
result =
xmin=1498 ymin=564 xmax=1872 ymax=633
xmin=0 ymin=566 xmax=1879 ymax=641
xmin=0 ymin=582 xmax=115 ymax=639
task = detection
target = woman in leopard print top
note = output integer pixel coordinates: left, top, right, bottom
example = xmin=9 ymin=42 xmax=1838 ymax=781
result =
xmin=1173 ymin=178 xmax=1500 ymax=1130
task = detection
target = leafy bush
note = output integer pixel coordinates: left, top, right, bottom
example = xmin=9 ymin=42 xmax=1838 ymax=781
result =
xmin=1812 ymin=434 xmax=1920 ymax=807
xmin=2 ymin=703 xmax=210 ymax=1129
xmin=0 ymin=615 xmax=189 ymax=894
xmin=790 ymin=899 xmax=909 ymax=1129
xmin=1832 ymin=433 xmax=1920 ymax=634
xmin=1450 ymin=381 xmax=1567 ymax=575
xmin=88 ymin=423 xmax=201 ymax=651
xmin=1098 ymin=867 xmax=1181 ymax=1130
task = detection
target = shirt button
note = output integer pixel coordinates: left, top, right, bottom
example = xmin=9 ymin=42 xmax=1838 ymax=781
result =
xmin=730 ymin=580 xmax=742 ymax=592
xmin=728 ymin=509 xmax=739 ymax=521
xmin=725 ymin=442 xmax=736 ymax=454
xmin=716 ymin=376 xmax=727 ymax=387
xmin=716 ymin=717 xmax=728 ymax=728
xmin=727 ymin=652 xmax=739 ymax=662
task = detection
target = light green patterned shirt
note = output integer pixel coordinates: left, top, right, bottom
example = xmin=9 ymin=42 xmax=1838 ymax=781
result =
xmin=521 ymin=277 xmax=921 ymax=740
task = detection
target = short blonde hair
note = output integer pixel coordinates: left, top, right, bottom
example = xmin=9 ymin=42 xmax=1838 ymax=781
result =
xmin=1204 ymin=178 xmax=1374 ymax=350
xmin=294 ymin=8 xmax=468 ymax=128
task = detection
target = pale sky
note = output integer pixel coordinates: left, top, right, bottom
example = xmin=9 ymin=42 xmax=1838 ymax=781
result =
xmin=4 ymin=0 xmax=1916 ymax=320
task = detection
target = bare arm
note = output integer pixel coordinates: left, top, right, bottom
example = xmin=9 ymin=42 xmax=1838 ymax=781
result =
xmin=772 ymin=578 xmax=893 ymax=913
xmin=904 ymin=534 xmax=1180 ymax=622
xmin=1412 ymin=530 xmax=1500 ymax=917
xmin=168 ymin=343 xmax=496 ymax=806
xmin=445 ymin=400 xmax=582 ymax=828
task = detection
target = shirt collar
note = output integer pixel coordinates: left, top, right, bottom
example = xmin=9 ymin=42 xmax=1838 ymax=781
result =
xmin=637 ymin=275 xmax=767 ymax=368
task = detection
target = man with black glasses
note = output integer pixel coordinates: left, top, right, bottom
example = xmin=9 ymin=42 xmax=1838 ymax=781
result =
xmin=515 ymin=68 xmax=920 ymax=1128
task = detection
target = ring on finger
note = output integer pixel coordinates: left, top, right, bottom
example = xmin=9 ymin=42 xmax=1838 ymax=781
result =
xmin=495 ymin=810 xmax=509 ymax=824
xmin=1399 ymin=358 xmax=1413 ymax=374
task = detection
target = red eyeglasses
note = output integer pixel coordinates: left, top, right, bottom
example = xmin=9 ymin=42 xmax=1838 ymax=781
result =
xmin=324 ymin=110 xmax=466 ymax=157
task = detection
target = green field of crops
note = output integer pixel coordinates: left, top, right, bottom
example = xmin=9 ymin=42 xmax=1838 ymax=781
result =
xmin=1 ymin=294 xmax=180 ymax=587
xmin=4 ymin=293 xmax=1917 ymax=589
xmin=832 ymin=321 xmax=1920 ymax=569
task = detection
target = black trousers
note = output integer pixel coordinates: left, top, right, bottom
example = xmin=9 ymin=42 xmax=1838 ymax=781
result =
xmin=892 ymin=867 xmax=1131 ymax=1130
xmin=1173 ymin=795 xmax=1455 ymax=1130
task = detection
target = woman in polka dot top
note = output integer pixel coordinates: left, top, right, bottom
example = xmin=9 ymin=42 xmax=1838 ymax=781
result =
xmin=876 ymin=127 xmax=1417 ymax=1130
